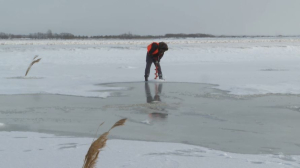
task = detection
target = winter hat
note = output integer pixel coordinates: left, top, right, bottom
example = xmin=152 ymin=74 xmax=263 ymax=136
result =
xmin=158 ymin=42 xmax=168 ymax=51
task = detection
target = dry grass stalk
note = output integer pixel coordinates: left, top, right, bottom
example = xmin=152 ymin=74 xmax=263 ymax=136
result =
xmin=92 ymin=122 xmax=105 ymax=142
xmin=83 ymin=118 xmax=127 ymax=168
xmin=25 ymin=55 xmax=41 ymax=76
xmin=33 ymin=55 xmax=38 ymax=60
xmin=109 ymin=118 xmax=127 ymax=131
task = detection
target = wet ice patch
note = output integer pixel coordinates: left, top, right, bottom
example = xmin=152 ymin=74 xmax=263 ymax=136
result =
xmin=0 ymin=123 xmax=4 ymax=127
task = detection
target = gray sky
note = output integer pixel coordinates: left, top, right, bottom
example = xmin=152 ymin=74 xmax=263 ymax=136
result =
xmin=0 ymin=0 xmax=299 ymax=36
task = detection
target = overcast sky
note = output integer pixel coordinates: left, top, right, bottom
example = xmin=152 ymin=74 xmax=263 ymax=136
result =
xmin=0 ymin=0 xmax=299 ymax=36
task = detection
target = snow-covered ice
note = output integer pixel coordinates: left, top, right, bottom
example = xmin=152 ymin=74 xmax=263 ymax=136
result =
xmin=1 ymin=38 xmax=300 ymax=167
xmin=0 ymin=132 xmax=299 ymax=168
xmin=1 ymin=38 xmax=300 ymax=96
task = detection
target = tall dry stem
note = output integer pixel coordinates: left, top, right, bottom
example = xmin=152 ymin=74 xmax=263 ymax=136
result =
xmin=25 ymin=55 xmax=41 ymax=76
xmin=83 ymin=118 xmax=127 ymax=168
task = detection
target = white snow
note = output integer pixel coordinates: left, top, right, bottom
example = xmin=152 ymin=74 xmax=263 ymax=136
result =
xmin=1 ymin=38 xmax=300 ymax=97
xmin=0 ymin=38 xmax=300 ymax=98
xmin=1 ymin=38 xmax=300 ymax=167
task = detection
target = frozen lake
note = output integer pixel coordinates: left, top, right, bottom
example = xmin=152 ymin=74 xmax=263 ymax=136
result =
xmin=1 ymin=81 xmax=300 ymax=155
xmin=1 ymin=38 xmax=300 ymax=167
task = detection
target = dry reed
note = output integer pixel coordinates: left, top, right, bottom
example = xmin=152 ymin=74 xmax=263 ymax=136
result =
xmin=83 ymin=118 xmax=127 ymax=168
xmin=25 ymin=55 xmax=41 ymax=76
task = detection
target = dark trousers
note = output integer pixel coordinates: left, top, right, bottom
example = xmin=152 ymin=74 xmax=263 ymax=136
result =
xmin=144 ymin=53 xmax=162 ymax=77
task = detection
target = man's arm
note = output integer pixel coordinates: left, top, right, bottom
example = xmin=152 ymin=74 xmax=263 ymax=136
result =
xmin=159 ymin=53 xmax=164 ymax=61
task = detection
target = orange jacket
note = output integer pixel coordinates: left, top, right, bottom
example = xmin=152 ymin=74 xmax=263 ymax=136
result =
xmin=147 ymin=42 xmax=164 ymax=60
xmin=147 ymin=42 xmax=159 ymax=55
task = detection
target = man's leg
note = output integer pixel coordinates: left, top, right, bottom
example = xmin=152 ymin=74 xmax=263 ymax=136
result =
xmin=145 ymin=82 xmax=153 ymax=103
xmin=144 ymin=53 xmax=152 ymax=81
xmin=158 ymin=83 xmax=163 ymax=94
xmin=154 ymin=83 xmax=162 ymax=101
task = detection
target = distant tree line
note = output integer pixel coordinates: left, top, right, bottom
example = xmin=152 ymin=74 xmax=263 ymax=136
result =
xmin=90 ymin=32 xmax=215 ymax=39
xmin=0 ymin=30 xmax=88 ymax=39
xmin=164 ymin=33 xmax=214 ymax=38
xmin=90 ymin=32 xmax=164 ymax=39
xmin=0 ymin=30 xmax=295 ymax=39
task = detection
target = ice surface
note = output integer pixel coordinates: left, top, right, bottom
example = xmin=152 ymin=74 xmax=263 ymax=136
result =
xmin=1 ymin=38 xmax=300 ymax=167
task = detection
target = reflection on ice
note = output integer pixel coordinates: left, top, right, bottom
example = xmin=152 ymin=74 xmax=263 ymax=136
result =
xmin=145 ymin=82 xmax=162 ymax=104
xmin=145 ymin=82 xmax=168 ymax=122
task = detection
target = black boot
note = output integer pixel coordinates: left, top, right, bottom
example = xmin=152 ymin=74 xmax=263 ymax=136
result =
xmin=144 ymin=75 xmax=148 ymax=81
xmin=159 ymin=75 xmax=163 ymax=80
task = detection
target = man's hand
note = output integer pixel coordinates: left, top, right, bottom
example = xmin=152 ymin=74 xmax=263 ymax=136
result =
xmin=153 ymin=56 xmax=161 ymax=63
